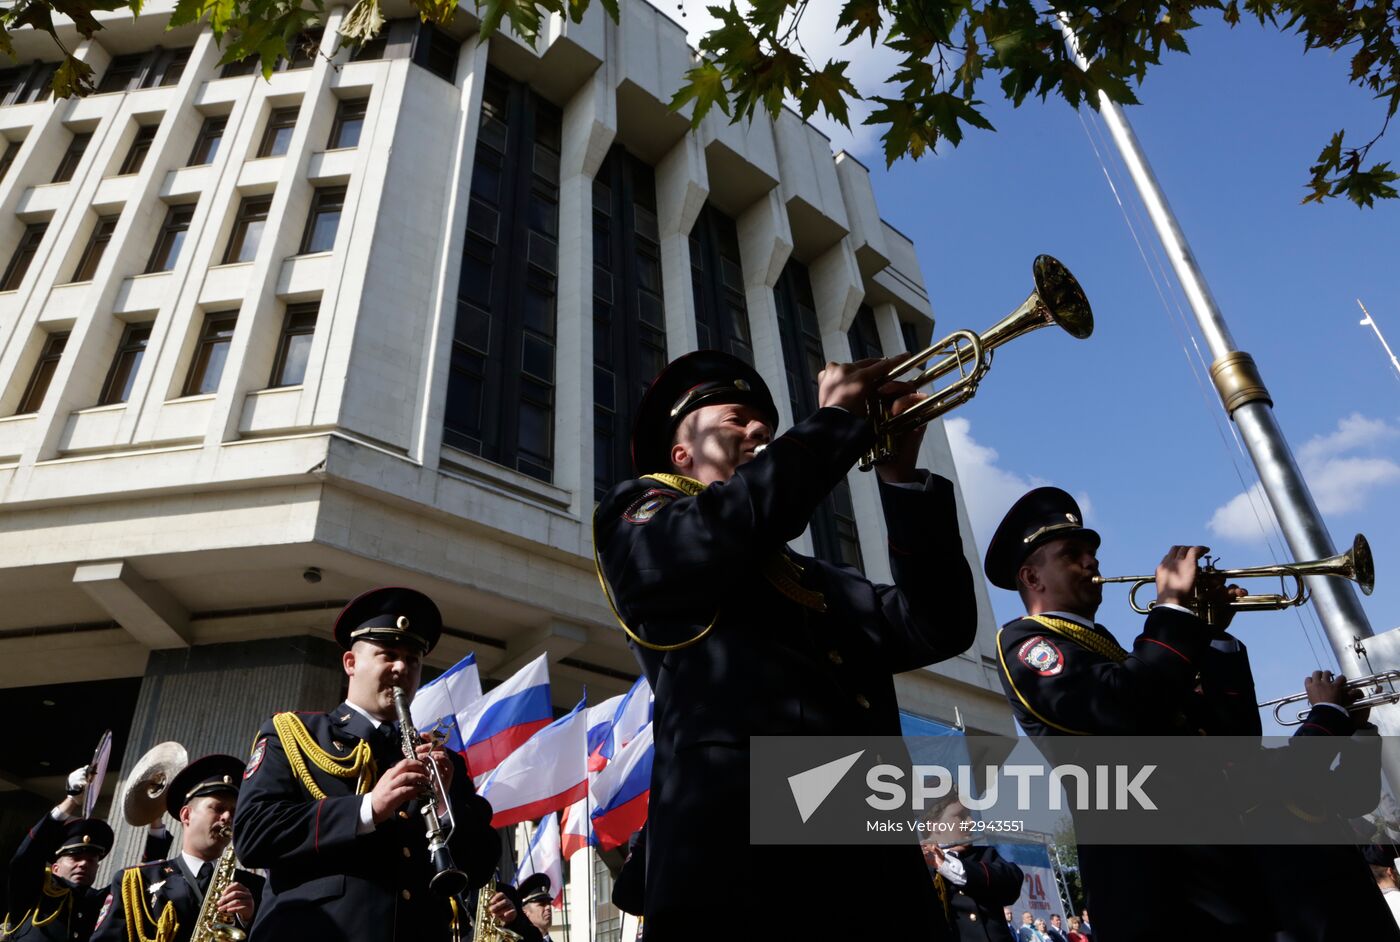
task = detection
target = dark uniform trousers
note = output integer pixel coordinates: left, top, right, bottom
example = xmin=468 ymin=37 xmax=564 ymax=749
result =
xmin=90 ymin=856 xmax=264 ymax=942
xmin=942 ymin=845 xmax=1024 ymax=942
xmin=596 ymin=407 xmax=980 ymax=939
xmin=996 ymin=609 xmax=1271 ymax=942
xmin=3 ymin=815 xmax=107 ymax=942
xmin=233 ymin=703 xmax=500 ymax=942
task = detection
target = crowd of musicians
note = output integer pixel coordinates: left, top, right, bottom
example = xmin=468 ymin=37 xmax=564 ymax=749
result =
xmin=4 ymin=349 xmax=1399 ymax=942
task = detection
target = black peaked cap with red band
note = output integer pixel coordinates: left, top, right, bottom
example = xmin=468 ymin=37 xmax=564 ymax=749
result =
xmin=630 ymin=350 xmax=779 ymax=476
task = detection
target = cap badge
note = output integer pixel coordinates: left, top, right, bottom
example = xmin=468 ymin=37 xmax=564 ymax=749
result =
xmin=396 ymin=615 xmax=410 ymax=630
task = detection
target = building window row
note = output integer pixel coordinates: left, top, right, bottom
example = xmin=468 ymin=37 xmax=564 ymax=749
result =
xmin=97 ymin=47 xmax=192 ymax=94
xmin=15 ymin=303 xmax=319 ymax=415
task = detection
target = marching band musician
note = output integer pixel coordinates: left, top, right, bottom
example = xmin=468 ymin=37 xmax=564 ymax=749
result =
xmin=3 ymin=763 xmax=172 ymax=941
xmin=91 ymin=754 xmax=263 ymax=942
xmin=984 ymin=487 xmax=1264 ymax=940
xmin=232 ymin=587 xmax=513 ymax=941
xmin=593 ymin=350 xmax=980 ymax=938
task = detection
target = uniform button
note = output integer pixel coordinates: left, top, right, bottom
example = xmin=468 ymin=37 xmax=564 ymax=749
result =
xmin=402 ymin=889 xmax=412 ymax=901
xmin=402 ymin=847 xmax=411 ymax=858
xmin=398 ymin=810 xmax=410 ymax=820
xmin=855 ymin=694 xmax=870 ymax=709
xmin=827 ymin=650 xmax=843 ymax=665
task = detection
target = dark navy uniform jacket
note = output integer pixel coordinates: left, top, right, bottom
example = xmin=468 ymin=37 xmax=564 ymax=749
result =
xmin=596 ymin=406 xmax=979 ymax=937
xmin=996 ymin=609 xmax=1270 ymax=941
xmin=3 ymin=815 xmax=105 ymax=942
xmin=233 ymin=703 xmax=500 ymax=941
xmin=90 ymin=856 xmax=264 ymax=942
xmin=942 ymin=844 xmax=1024 ymax=942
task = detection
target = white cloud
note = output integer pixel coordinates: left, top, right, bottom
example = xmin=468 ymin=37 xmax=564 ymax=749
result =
xmin=1206 ymin=413 xmax=1400 ymax=544
xmin=943 ymin=417 xmax=1093 ymax=556
xmin=681 ymin=2 xmax=900 ymax=160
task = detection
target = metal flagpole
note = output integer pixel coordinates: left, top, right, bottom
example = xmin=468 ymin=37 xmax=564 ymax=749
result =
xmin=1358 ymin=300 xmax=1400 ymax=381
xmin=1057 ymin=16 xmax=1400 ymax=791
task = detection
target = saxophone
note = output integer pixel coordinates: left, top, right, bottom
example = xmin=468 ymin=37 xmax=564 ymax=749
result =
xmin=189 ymin=826 xmax=246 ymax=942
xmin=469 ymin=877 xmax=522 ymax=942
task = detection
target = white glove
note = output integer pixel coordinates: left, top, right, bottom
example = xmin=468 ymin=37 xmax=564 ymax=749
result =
xmin=65 ymin=766 xmax=90 ymax=797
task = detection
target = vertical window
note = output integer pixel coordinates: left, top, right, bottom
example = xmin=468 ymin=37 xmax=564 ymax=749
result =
xmin=52 ymin=132 xmax=91 ymax=183
xmin=118 ymin=125 xmax=158 ymax=175
xmin=1 ymin=223 xmax=47 ymax=291
xmin=288 ymin=29 xmax=324 ymax=69
xmin=0 ymin=68 xmax=25 ymax=105
xmin=99 ymin=323 xmax=153 ymax=405
xmin=70 ymin=216 xmax=119 ymax=282
xmin=183 ymin=312 xmax=237 ymax=396
xmin=350 ymin=30 xmax=389 ymax=62
xmin=221 ymin=55 xmax=259 ymax=79
xmin=300 ymin=187 xmax=344 ymax=254
xmin=270 ymin=304 xmax=318 ymax=387
xmin=592 ymin=145 xmax=667 ymax=498
xmin=690 ymin=204 xmax=755 ymax=364
xmin=0 ymin=142 xmax=16 ymax=183
xmin=328 ymin=99 xmax=367 ymax=149
xmin=16 ymin=332 xmax=67 ymax=414
xmin=224 ymin=196 xmax=272 ymax=264
xmin=97 ymin=53 xmax=144 ymax=93
xmin=148 ymin=47 xmax=191 ymax=87
xmin=146 ymin=204 xmax=195 ymax=273
xmin=257 ymin=107 xmax=299 ymax=158
xmin=415 ymin=25 xmax=459 ymax=82
xmin=188 ymin=116 xmax=226 ymax=166
xmin=12 ymin=62 xmax=56 ymax=104
xmin=774 ymin=260 xmax=864 ymax=570
xmin=848 ymin=304 xmax=883 ymax=361
xmin=443 ymin=69 xmax=559 ymax=481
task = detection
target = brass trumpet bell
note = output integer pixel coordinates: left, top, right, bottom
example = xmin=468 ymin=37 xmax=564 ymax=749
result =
xmin=1094 ymin=533 xmax=1375 ymax=623
xmin=861 ymin=255 xmax=1093 ymax=470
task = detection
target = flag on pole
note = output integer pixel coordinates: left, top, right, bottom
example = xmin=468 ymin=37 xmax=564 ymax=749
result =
xmin=455 ymin=654 xmax=552 ymax=784
xmin=480 ymin=697 xmax=588 ymax=828
xmin=590 ymin=722 xmax=652 ymax=850
xmin=585 ymin=695 xmax=624 ymax=771
xmin=589 ymin=677 xmax=652 ymax=772
xmin=409 ymin=654 xmax=481 ymax=752
xmin=559 ymin=795 xmax=592 ymax=858
xmin=514 ymin=813 xmax=564 ymax=908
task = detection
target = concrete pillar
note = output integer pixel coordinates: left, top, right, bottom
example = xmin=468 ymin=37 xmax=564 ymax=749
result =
xmin=654 ymin=134 xmax=707 ymax=356
xmin=99 ymin=636 xmax=345 ymax=883
xmin=555 ymin=67 xmax=616 ymax=520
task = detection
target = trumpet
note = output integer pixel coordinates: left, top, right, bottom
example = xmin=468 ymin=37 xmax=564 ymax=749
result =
xmin=1258 ymin=670 xmax=1400 ymax=726
xmin=860 ymin=255 xmax=1093 ymax=470
xmin=392 ymin=686 xmax=468 ymax=897
xmin=1093 ymin=534 xmax=1374 ymax=625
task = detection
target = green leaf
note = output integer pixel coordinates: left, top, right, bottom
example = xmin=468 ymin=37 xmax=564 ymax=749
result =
xmin=836 ymin=0 xmax=882 ymax=46
xmin=670 ymin=59 xmax=730 ymax=127
xmin=798 ymin=58 xmax=859 ymax=125
xmin=52 ymin=54 xmax=95 ymax=97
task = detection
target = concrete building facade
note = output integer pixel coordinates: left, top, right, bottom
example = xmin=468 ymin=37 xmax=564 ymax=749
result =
xmin=0 ymin=0 xmax=1012 ymax=935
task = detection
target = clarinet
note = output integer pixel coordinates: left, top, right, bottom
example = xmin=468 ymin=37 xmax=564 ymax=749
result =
xmin=393 ymin=686 xmax=469 ymax=897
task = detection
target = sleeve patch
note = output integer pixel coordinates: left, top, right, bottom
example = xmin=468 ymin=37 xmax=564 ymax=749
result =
xmin=622 ymin=490 xmax=675 ymax=524
xmin=94 ymin=892 xmax=113 ymax=929
xmin=244 ymin=738 xmax=267 ymax=779
xmin=1017 ymin=636 xmax=1065 ymax=676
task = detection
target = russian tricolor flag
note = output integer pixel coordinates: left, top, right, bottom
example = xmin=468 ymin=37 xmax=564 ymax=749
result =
xmin=589 ymin=722 xmax=652 ymax=850
xmin=455 ymin=654 xmax=552 ymax=784
xmin=588 ymin=677 xmax=652 ymax=772
xmin=410 ymin=654 xmax=482 ymax=752
xmin=513 ymin=813 xmax=564 ymax=907
xmin=479 ymin=697 xmax=588 ymax=828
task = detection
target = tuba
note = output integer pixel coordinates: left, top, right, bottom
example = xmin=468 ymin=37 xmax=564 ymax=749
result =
xmin=189 ymin=825 xmax=246 ymax=942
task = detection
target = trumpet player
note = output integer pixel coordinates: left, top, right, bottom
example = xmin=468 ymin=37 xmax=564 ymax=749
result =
xmin=92 ymin=755 xmax=262 ymax=942
xmin=985 ymin=487 xmax=1265 ymax=940
xmin=593 ymin=350 xmax=980 ymax=938
xmin=232 ymin=587 xmax=514 ymax=941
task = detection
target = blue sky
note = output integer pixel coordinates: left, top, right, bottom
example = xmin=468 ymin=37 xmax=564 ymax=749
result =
xmin=685 ymin=11 xmax=1400 ymax=728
